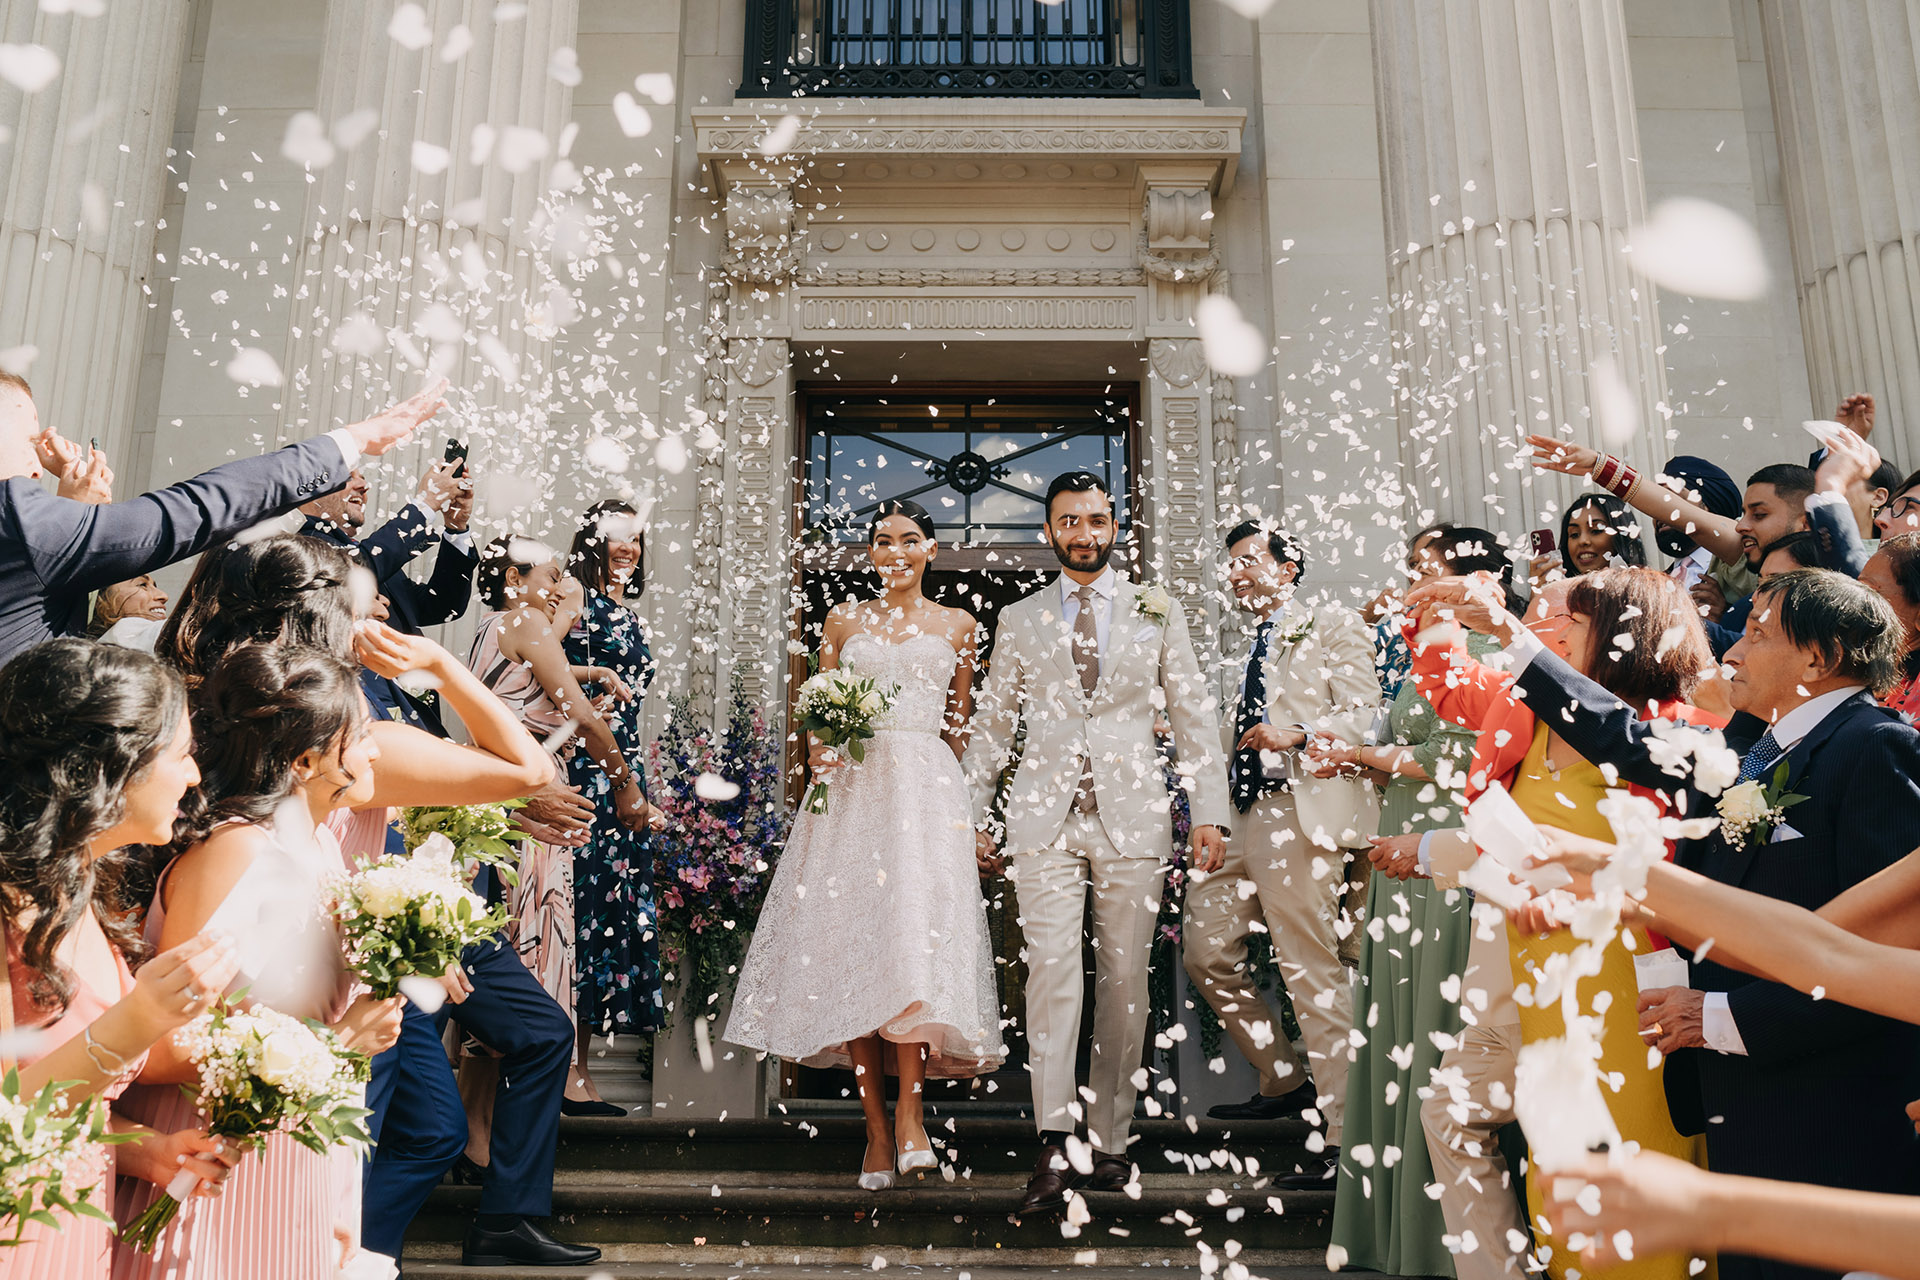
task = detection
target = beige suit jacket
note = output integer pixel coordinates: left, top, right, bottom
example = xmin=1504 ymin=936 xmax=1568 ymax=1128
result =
xmin=1226 ymin=600 xmax=1383 ymax=850
xmin=964 ymin=574 xmax=1230 ymax=857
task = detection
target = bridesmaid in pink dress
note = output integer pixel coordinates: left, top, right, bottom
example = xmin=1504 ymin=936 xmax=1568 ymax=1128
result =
xmin=0 ymin=640 xmax=245 ymax=1280
xmin=111 ymin=644 xmax=408 ymax=1280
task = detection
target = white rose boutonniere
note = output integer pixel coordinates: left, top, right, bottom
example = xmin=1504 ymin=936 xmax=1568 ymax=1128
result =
xmin=1135 ymin=584 xmax=1172 ymax=626
xmin=1716 ymin=760 xmax=1808 ymax=849
xmin=1276 ymin=612 xmax=1315 ymax=648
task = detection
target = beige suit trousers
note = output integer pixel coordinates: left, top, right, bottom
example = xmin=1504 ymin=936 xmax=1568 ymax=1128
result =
xmin=1420 ymin=1019 xmax=1530 ymax=1280
xmin=1008 ymin=812 xmax=1166 ymax=1154
xmin=1182 ymin=791 xmax=1353 ymax=1142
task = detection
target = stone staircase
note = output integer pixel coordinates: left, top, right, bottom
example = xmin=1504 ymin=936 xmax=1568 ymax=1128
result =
xmin=400 ymin=1113 xmax=1337 ymax=1278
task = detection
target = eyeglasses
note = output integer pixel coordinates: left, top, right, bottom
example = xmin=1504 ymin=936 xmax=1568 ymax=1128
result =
xmin=1880 ymin=495 xmax=1920 ymax=522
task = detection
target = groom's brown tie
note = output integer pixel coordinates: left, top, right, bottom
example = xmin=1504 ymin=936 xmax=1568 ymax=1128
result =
xmin=1072 ymin=583 xmax=1099 ymax=812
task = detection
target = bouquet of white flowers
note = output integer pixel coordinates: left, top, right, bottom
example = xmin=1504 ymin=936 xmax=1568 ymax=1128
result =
xmin=0 ymin=1071 xmax=128 ymax=1245
xmin=397 ymin=800 xmax=528 ymax=886
xmin=793 ymin=666 xmax=896 ymax=815
xmin=120 ymin=1002 xmax=371 ymax=1251
xmin=333 ymin=834 xmax=509 ymax=1000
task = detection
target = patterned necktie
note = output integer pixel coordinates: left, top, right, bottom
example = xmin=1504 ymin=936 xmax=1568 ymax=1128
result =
xmin=1071 ymin=583 xmax=1100 ymax=697
xmin=1231 ymin=620 xmax=1276 ymax=813
xmin=1071 ymin=584 xmax=1100 ymax=812
xmin=1738 ymin=730 xmax=1784 ymax=783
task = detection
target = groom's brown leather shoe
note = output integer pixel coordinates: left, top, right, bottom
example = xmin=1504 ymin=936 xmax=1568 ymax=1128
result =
xmin=1083 ymin=1155 xmax=1134 ymax=1192
xmin=1016 ymin=1142 xmax=1080 ymax=1216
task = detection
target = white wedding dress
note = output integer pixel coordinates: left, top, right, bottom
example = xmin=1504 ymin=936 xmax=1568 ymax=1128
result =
xmin=726 ymin=632 xmax=1006 ymax=1077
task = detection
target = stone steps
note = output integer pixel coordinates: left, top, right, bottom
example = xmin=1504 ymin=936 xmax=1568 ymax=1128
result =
xmin=402 ymin=1115 xmax=1335 ymax=1273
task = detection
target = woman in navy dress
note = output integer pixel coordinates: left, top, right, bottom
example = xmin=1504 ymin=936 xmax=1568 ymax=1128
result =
xmin=563 ymin=499 xmax=663 ymax=1111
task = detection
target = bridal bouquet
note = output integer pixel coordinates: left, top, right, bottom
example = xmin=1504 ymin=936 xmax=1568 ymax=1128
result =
xmin=793 ymin=666 xmax=896 ymax=815
xmin=334 ymin=834 xmax=510 ymax=999
xmin=120 ymin=1003 xmax=371 ymax=1250
xmin=397 ymin=800 xmax=528 ymax=885
xmin=0 ymin=1071 xmax=126 ymax=1245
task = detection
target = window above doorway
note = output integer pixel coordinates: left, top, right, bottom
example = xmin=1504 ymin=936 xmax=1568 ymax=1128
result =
xmin=740 ymin=0 xmax=1196 ymax=99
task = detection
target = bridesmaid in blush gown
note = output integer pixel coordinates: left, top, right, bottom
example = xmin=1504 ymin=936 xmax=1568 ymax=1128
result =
xmin=0 ymin=641 xmax=243 ymax=1280
xmin=726 ymin=500 xmax=1005 ymax=1190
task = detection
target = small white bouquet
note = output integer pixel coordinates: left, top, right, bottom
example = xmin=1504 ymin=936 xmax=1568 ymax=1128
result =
xmin=120 ymin=1001 xmax=371 ymax=1250
xmin=0 ymin=1070 xmax=128 ymax=1245
xmin=334 ymin=834 xmax=509 ymax=1000
xmin=793 ymin=666 xmax=896 ymax=815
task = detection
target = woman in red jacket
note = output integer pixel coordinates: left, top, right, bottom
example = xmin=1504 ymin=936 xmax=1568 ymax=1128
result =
xmin=1406 ymin=567 xmax=1721 ymax=1280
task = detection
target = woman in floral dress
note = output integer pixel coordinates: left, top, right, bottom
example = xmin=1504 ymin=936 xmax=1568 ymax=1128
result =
xmin=564 ymin=500 xmax=663 ymax=1106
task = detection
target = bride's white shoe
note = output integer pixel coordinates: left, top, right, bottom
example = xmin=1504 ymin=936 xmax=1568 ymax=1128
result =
xmin=858 ymin=1169 xmax=896 ymax=1191
xmin=897 ymin=1133 xmax=938 ymax=1176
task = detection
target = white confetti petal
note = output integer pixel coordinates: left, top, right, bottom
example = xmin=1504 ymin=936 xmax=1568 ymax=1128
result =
xmin=38 ymin=0 xmax=106 ymax=14
xmin=0 ymin=44 xmax=61 ymax=94
xmin=635 ymin=72 xmax=676 ymax=104
xmin=694 ymin=772 xmax=741 ymax=802
xmin=655 ymin=433 xmax=689 ymax=474
xmin=493 ymin=1 xmax=527 ymax=17
xmin=398 ymin=974 xmax=447 ymax=1014
xmin=1194 ymin=294 xmax=1266 ymax=377
xmin=411 ymin=140 xmax=451 ymax=175
xmin=281 ymin=111 xmax=336 ymax=169
xmin=1628 ymin=197 xmax=1768 ymax=301
xmin=332 ymin=108 xmax=379 ymax=149
xmin=548 ymin=46 xmax=582 ymax=87
xmin=438 ymin=22 xmax=473 ymax=62
xmin=476 ymin=333 xmax=520 ymax=383
xmin=757 ymin=113 xmax=802 ymax=156
xmin=387 ymin=3 xmax=434 ymax=51
xmin=495 ymin=126 xmax=549 ymax=175
xmin=1214 ymin=0 xmax=1276 ymax=17
xmin=612 ymin=93 xmax=653 ymax=139
xmin=584 ymin=435 xmax=633 ymax=474
xmin=1590 ymin=355 xmax=1640 ymax=447
xmin=225 ymin=347 xmax=284 ymax=388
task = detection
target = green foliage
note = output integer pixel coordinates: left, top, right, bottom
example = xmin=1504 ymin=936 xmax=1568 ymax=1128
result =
xmin=397 ymin=800 xmax=529 ymax=886
xmin=0 ymin=1070 xmax=132 ymax=1247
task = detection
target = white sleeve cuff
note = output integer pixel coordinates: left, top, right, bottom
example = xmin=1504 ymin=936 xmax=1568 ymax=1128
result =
xmin=1805 ymin=489 xmax=1848 ymax=510
xmin=1702 ymin=991 xmax=1749 ymax=1055
xmin=324 ymin=427 xmax=361 ymax=469
xmin=1503 ymin=628 xmax=1547 ymax=676
xmin=1415 ymin=830 xmax=1435 ymax=876
xmin=443 ymin=528 xmax=475 ymax=553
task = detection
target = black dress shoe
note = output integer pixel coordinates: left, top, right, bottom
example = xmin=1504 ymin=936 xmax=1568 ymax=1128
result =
xmin=1016 ymin=1143 xmax=1081 ymax=1216
xmin=1207 ymin=1082 xmax=1315 ymax=1120
xmin=1082 ymin=1155 xmax=1134 ymax=1192
xmin=462 ymin=1218 xmax=603 ymax=1267
xmin=1271 ymin=1150 xmax=1340 ymax=1190
xmin=560 ymin=1097 xmax=628 ymax=1118
xmin=446 ymin=1153 xmax=485 ymax=1185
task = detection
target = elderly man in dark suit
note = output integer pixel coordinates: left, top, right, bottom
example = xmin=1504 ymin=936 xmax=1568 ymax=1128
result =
xmin=1409 ymin=567 xmax=1920 ymax=1280
xmin=0 ymin=369 xmax=447 ymax=664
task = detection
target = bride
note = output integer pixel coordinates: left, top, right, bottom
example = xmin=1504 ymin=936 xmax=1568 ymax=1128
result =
xmin=726 ymin=499 xmax=1006 ymax=1189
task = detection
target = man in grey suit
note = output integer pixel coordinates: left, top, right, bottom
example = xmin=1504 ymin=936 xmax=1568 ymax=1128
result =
xmin=965 ymin=470 xmax=1229 ymax=1216
xmin=0 ymin=371 xmax=446 ymax=664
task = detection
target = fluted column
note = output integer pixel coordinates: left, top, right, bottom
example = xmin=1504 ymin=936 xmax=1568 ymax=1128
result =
xmin=1761 ymin=1 xmax=1920 ymax=464
xmin=0 ymin=1 xmax=192 ymax=457
xmin=279 ymin=0 xmax=578 ymax=517
xmin=1369 ymin=0 xmax=1668 ymax=528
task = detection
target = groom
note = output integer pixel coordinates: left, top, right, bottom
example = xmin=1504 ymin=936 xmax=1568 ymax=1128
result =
xmin=966 ymin=470 xmax=1229 ymax=1216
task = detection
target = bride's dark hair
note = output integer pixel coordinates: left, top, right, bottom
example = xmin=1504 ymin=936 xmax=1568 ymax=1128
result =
xmin=0 ymin=640 xmax=184 ymax=1011
xmin=868 ymin=499 xmax=936 ymax=543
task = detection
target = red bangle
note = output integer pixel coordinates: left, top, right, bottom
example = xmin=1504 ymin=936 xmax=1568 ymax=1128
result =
xmin=1593 ymin=454 xmax=1639 ymax=500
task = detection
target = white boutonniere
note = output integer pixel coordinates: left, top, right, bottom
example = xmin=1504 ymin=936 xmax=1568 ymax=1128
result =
xmin=1135 ymin=584 xmax=1172 ymax=625
xmin=1716 ymin=760 xmax=1808 ymax=849
xmin=1275 ymin=613 xmax=1315 ymax=648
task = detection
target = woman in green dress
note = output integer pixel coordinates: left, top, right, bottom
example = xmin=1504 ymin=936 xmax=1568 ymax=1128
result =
xmin=1310 ymin=523 xmax=1515 ymax=1276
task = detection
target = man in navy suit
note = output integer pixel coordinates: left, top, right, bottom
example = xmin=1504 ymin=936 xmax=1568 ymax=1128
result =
xmin=298 ymin=456 xmax=477 ymax=636
xmin=1410 ymin=568 xmax=1920 ymax=1280
xmin=0 ymin=371 xmax=447 ymax=664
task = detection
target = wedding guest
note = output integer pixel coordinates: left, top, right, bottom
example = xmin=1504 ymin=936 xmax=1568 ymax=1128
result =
xmin=1556 ymin=493 xmax=1648 ymax=579
xmin=1313 ymin=524 xmax=1509 ymax=1275
xmin=1408 ymin=567 xmax=1920 ymax=1280
xmin=1184 ymin=518 xmax=1380 ymax=1187
xmin=563 ymin=501 xmax=666 ymax=1088
xmin=1873 ymin=467 xmax=1920 ymax=541
xmin=1650 ymin=455 xmax=1746 ymax=596
xmin=88 ymin=575 xmax=169 ymax=652
xmin=1861 ymin=534 xmax=1920 ymax=715
xmin=113 ymin=644 xmax=407 ymax=1280
xmin=0 ymin=371 xmax=446 ymax=665
xmin=0 ymin=640 xmax=244 ymax=1280
xmin=1406 ymin=567 xmax=1721 ymax=1280
xmin=728 ymin=500 xmax=1004 ymax=1188
xmin=297 ymin=457 xmax=475 ymax=640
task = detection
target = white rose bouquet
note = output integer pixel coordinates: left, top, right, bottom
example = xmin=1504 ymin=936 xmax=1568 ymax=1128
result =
xmin=0 ymin=1071 xmax=129 ymax=1245
xmin=120 ymin=1002 xmax=371 ymax=1250
xmin=333 ymin=833 xmax=509 ymax=1000
xmin=794 ymin=666 xmax=897 ymax=815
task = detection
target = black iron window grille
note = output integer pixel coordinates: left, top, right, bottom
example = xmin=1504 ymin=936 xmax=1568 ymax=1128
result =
xmin=741 ymin=0 xmax=1196 ymax=98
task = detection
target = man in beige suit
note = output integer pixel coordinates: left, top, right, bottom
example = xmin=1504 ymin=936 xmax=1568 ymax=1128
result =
xmin=1183 ymin=519 xmax=1381 ymax=1188
xmin=966 ymin=471 xmax=1229 ymax=1217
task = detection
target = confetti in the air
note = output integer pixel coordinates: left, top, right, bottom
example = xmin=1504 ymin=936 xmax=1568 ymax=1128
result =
xmin=411 ymin=140 xmax=452 ymax=175
xmin=758 ymin=113 xmax=802 ymax=156
xmin=281 ymin=112 xmax=337 ymax=170
xmin=548 ymin=46 xmax=582 ymax=87
xmin=225 ymin=347 xmax=284 ymax=388
xmin=387 ymin=3 xmax=434 ymax=51
xmin=1627 ymin=197 xmax=1768 ymax=301
xmin=612 ymin=93 xmax=652 ymax=138
xmin=1195 ymin=294 xmax=1266 ymax=377
xmin=0 ymin=43 xmax=61 ymax=93
xmin=694 ymin=772 xmax=742 ymax=802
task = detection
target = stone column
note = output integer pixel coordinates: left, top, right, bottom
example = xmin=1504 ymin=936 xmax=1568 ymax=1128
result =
xmin=1369 ymin=0 xmax=1669 ymax=528
xmin=278 ymin=0 xmax=578 ymax=522
xmin=1760 ymin=0 xmax=1920 ymax=463
xmin=0 ymin=1 xmax=192 ymax=459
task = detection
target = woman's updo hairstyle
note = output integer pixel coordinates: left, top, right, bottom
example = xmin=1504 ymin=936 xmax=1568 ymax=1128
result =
xmin=868 ymin=499 xmax=936 ymax=543
xmin=172 ymin=643 xmax=366 ymax=851
xmin=160 ymin=535 xmax=356 ymax=684
xmin=0 ymin=640 xmax=185 ymax=1010
xmin=478 ymin=536 xmax=558 ymax=611
xmin=1411 ymin=522 xmax=1523 ymax=614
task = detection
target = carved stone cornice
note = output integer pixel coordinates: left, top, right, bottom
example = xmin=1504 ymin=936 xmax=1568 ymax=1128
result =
xmin=722 ymin=184 xmax=796 ymax=286
xmin=1149 ymin=337 xmax=1207 ymax=388
xmin=799 ymin=265 xmax=1146 ymax=288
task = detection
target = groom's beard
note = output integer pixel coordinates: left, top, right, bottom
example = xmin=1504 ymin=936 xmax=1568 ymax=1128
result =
xmin=1047 ymin=531 xmax=1115 ymax=575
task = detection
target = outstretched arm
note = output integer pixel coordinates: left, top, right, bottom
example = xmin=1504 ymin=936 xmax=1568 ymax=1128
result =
xmin=1528 ymin=434 xmax=1743 ymax=563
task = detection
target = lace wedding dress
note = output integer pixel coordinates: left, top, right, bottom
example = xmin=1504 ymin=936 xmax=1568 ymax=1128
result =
xmin=726 ymin=631 xmax=1006 ymax=1076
